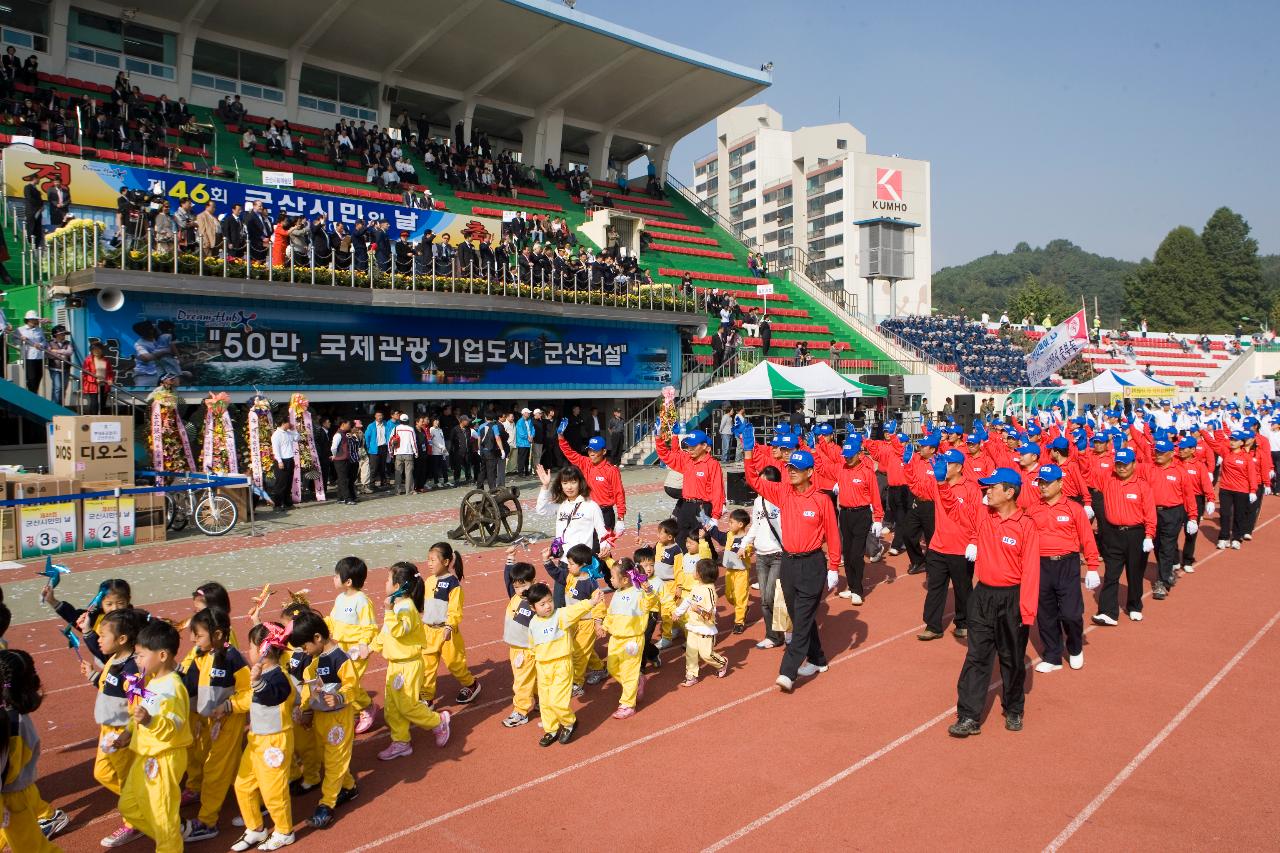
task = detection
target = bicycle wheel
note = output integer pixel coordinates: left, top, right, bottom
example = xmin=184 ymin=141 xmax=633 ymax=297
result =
xmin=194 ymin=494 xmax=238 ymax=536
xmin=165 ymin=493 xmax=189 ymax=531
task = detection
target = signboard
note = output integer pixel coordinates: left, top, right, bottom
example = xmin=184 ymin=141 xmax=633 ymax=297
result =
xmin=19 ymin=503 xmax=78 ymax=557
xmin=756 ymin=283 xmax=774 ymax=296
xmin=87 ymin=293 xmax=680 ymax=391
xmin=261 ymin=171 xmax=295 ymax=188
xmin=83 ymin=497 xmax=136 ymax=549
xmin=1026 ymin=309 xmax=1089 ymax=385
xmin=2 ymin=146 xmax=499 ymax=244
xmin=89 ymin=421 xmax=123 ymax=443
xmin=1244 ymin=378 xmax=1276 ymax=400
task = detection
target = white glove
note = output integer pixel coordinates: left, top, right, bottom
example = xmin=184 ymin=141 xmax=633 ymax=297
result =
xmin=871 ymin=521 xmax=883 ymax=538
xmin=1205 ymin=501 xmax=1215 ymax=516
xmin=964 ymin=543 xmax=978 ymax=562
xmin=614 ymin=519 xmax=626 ymax=536
xmin=624 ymin=640 xmax=639 ymax=656
xmin=1084 ymin=505 xmax=1095 ymax=520
xmin=1084 ymin=570 xmax=1100 ymax=590
xmin=1249 ymin=493 xmax=1258 ymax=504
xmin=826 ymin=570 xmax=839 ymax=591
xmin=1266 ymin=487 xmax=1273 ymax=496
xmin=1186 ymin=520 xmax=1198 ymax=535
xmin=1142 ymin=537 xmax=1154 ymax=553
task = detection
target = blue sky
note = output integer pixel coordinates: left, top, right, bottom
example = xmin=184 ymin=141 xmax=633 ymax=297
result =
xmin=605 ymin=0 xmax=1278 ymax=270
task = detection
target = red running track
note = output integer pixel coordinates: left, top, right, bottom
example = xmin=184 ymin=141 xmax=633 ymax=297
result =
xmin=21 ymin=509 xmax=1280 ymax=852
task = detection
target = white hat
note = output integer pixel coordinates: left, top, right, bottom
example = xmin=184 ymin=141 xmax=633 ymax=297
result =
xmin=521 ymin=407 xmax=531 ymax=415
xmin=399 ymin=413 xmax=409 ymax=422
xmin=533 ymin=408 xmax=542 ymax=414
xmin=23 ymin=310 xmax=39 ymax=321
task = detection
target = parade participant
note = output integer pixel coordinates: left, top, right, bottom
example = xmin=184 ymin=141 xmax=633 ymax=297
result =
xmin=535 ymin=465 xmax=612 ymax=557
xmin=600 ymin=558 xmax=658 ymax=716
xmin=906 ymin=448 xmax=981 ymax=641
xmin=326 ymin=557 xmax=379 ymax=734
xmin=655 ymin=424 xmax=725 ymax=543
xmin=525 ymin=583 xmax=605 ymax=746
xmin=1142 ymin=439 xmax=1199 ymax=600
xmin=741 ymin=465 xmax=786 ymax=648
xmin=672 ymin=560 xmax=730 ymax=685
xmin=558 ymin=423 xmax=627 ymax=536
xmin=501 ymin=558 xmax=539 ymax=728
xmin=1199 ymin=428 xmax=1259 ymax=550
xmin=741 ymin=425 xmax=841 ymax=694
xmin=899 ymin=432 xmax=939 ymax=574
xmin=864 ymin=425 xmax=910 ymax=554
xmin=1087 ymin=448 xmax=1156 ymax=626
xmin=1029 ymin=465 xmax=1100 ymax=672
xmin=420 ymin=543 xmax=481 ymax=705
xmin=948 ymin=468 xmax=1039 ymax=737
xmin=1176 ymin=436 xmax=1215 ymax=573
xmin=813 ymin=436 xmax=883 ymax=606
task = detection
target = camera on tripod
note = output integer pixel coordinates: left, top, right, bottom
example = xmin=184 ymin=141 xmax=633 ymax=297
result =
xmin=124 ymin=189 xmax=164 ymax=218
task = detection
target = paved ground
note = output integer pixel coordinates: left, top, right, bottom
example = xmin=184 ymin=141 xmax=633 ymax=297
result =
xmin=4 ymin=467 xmax=680 ymax=626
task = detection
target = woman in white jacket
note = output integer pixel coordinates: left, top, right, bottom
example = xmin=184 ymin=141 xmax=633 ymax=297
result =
xmin=535 ymin=464 xmax=611 ymax=556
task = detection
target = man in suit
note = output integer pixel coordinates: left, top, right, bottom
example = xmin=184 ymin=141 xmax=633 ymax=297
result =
xmin=371 ymin=219 xmax=392 ymax=273
xmin=607 ymin=408 xmax=626 ymax=466
xmin=195 ymin=200 xmax=220 ymax=252
xmin=22 ymin=174 xmax=43 ymax=248
xmin=567 ymin=404 xmax=587 ymax=452
xmin=243 ymin=201 xmax=270 ymax=262
xmin=352 ymin=221 xmax=369 ymax=271
xmin=46 ymin=176 xmax=71 ymax=230
xmin=310 ymin=214 xmax=332 ymax=266
xmin=221 ymin=202 xmax=246 ymax=255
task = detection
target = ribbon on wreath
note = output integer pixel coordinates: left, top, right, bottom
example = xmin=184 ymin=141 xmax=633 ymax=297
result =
xmin=288 ymin=393 xmax=326 ymax=503
xmin=246 ymin=398 xmax=274 ymax=489
xmin=201 ymin=392 xmax=239 ymax=474
xmin=149 ymin=386 xmax=196 ymax=475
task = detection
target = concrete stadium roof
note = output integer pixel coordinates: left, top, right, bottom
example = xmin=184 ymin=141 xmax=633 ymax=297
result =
xmin=128 ymin=0 xmax=770 ymax=160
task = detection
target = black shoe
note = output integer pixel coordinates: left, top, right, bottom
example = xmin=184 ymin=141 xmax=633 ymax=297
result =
xmin=557 ymin=723 xmax=575 ymax=745
xmin=289 ymin=779 xmax=318 ymax=796
xmin=1152 ymin=582 xmax=1168 ymax=600
xmin=907 ymin=563 xmax=926 ymax=575
xmin=310 ymin=805 xmax=334 ymax=828
xmin=539 ymin=730 xmax=558 ymax=747
xmin=335 ymin=785 xmax=359 ymax=807
xmin=733 ymin=623 xmax=745 ymax=634
xmin=948 ymin=717 xmax=982 ymax=738
xmin=1005 ymin=713 xmax=1023 ymax=732
xmin=952 ymin=627 xmax=969 ymax=639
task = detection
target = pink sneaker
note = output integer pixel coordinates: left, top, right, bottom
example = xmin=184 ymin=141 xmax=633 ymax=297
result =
xmin=376 ymin=741 xmax=413 ymax=761
xmin=180 ymin=789 xmax=199 ymax=807
xmin=100 ymin=824 xmax=144 ymax=847
xmin=611 ymin=706 xmax=636 ymax=720
xmin=354 ymin=708 xmax=375 ymax=734
xmin=433 ymin=710 xmax=451 ymax=747
xmin=680 ymin=677 xmax=698 ymax=687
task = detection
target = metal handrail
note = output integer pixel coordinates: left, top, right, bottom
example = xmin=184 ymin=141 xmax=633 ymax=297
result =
xmin=621 ymin=352 xmax=743 ymax=457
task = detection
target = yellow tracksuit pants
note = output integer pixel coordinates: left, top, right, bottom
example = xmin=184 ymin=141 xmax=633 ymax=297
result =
xmin=197 ymin=712 xmax=246 ymax=826
xmin=119 ymin=747 xmax=188 ymax=853
xmin=420 ymin=627 xmax=476 ymax=701
xmin=291 ymin=716 xmax=321 ymax=786
xmin=233 ymin=731 xmax=293 ymax=834
xmin=725 ymin=569 xmax=750 ymax=625
xmin=534 ymin=655 xmax=574 ymax=733
xmin=340 ymin=650 xmax=373 ymax=712
xmin=313 ymin=706 xmax=355 ymax=808
xmin=684 ymin=632 xmax=727 ymax=681
xmin=571 ymin=619 xmax=604 ymax=686
xmin=384 ymin=658 xmax=443 ymax=743
xmin=660 ymin=580 xmax=678 ymax=639
xmin=509 ymin=647 xmax=536 ymax=716
xmin=94 ymin=724 xmax=134 ymax=795
xmin=184 ymin=714 xmax=208 ymax=794
xmin=606 ymin=635 xmax=643 ymax=709
xmin=0 ymin=787 xmax=60 ymax=852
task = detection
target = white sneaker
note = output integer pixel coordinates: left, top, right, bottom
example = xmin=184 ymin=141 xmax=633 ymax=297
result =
xmin=755 ymin=638 xmax=779 ymax=649
xmin=849 ymin=593 xmax=864 ymax=605
xmin=837 ymin=590 xmax=853 ymax=599
xmin=1035 ymin=661 xmax=1062 ymax=673
xmin=1243 ymin=533 xmax=1253 ymax=541
xmin=1217 ymin=540 xmax=1228 ymax=550
xmin=1068 ymin=652 xmax=1084 ymax=670
xmin=1182 ymin=563 xmax=1195 ymax=573
xmin=1172 ymin=564 xmax=1181 ymax=571
xmin=797 ymin=661 xmax=828 ymax=677
xmin=258 ymin=832 xmax=296 ymax=851
xmin=231 ymin=829 xmax=270 ymax=852
xmin=775 ymin=674 xmax=794 ymax=693
xmin=1128 ymin=610 xmax=1143 ymax=622
xmin=1231 ymin=541 xmax=1242 ymax=550
xmin=1092 ymin=613 xmax=1118 ymax=626
xmin=655 ymin=637 xmax=674 ymax=650
xmin=750 ymin=582 xmax=760 ymax=590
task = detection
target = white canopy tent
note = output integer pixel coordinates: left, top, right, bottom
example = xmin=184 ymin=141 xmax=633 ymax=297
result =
xmin=696 ymin=361 xmax=887 ymax=401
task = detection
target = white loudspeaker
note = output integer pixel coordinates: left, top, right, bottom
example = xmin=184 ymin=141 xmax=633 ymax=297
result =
xmin=97 ymin=288 xmax=125 ymax=312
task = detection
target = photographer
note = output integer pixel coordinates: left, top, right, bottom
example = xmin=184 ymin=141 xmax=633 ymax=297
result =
xmin=172 ymin=198 xmax=197 ymax=252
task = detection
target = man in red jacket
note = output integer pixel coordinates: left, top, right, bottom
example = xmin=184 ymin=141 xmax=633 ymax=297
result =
xmin=813 ymin=436 xmax=883 ymax=605
xmin=1176 ymin=436 xmax=1215 ymax=573
xmin=1087 ymin=448 xmax=1156 ymax=626
xmin=1142 ymin=438 xmax=1199 ymax=600
xmin=559 ymin=431 xmax=627 ymax=535
xmin=1030 ymin=464 xmax=1100 ymax=672
xmin=907 ymin=448 xmax=980 ymax=641
xmin=656 ymin=427 xmax=725 ymax=545
xmin=949 ymin=467 xmax=1040 ymax=737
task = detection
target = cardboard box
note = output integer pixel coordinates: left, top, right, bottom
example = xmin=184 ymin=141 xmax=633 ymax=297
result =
xmin=0 ymin=508 xmax=15 ymax=561
xmin=134 ymin=492 xmax=167 ymax=544
xmin=50 ymin=416 xmax=135 ymax=483
xmin=6 ymin=474 xmax=79 ymax=501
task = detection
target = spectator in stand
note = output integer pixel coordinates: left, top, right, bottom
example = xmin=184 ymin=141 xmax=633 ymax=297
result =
xmin=221 ymin=202 xmax=246 ymax=256
xmin=228 ymin=95 xmax=246 ymax=122
xmin=882 ymin=315 xmax=1033 ymax=390
xmin=196 ymin=201 xmax=220 ymax=253
xmin=760 ymin=315 xmax=773 ymax=356
xmin=244 ymin=201 xmax=271 ymax=262
xmin=287 ymin=216 xmax=310 ymax=264
xmin=241 ymin=126 xmax=257 ymax=153
xmin=372 ymin=219 xmax=393 ymax=273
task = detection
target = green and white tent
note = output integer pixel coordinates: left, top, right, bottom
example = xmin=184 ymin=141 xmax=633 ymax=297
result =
xmin=696 ymin=361 xmax=887 ymax=401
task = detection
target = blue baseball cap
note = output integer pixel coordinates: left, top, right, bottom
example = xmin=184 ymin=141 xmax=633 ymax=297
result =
xmin=1017 ymin=443 xmax=1040 ymax=457
xmin=966 ymin=433 xmax=983 ymax=445
xmin=1071 ymin=416 xmax=1087 ymax=425
xmin=841 ymin=437 xmax=863 ymax=457
xmin=1178 ymin=436 xmax=1198 ymax=449
xmin=770 ymin=433 xmax=799 ymax=449
xmin=939 ymin=449 xmax=964 ymax=465
xmin=1090 ymin=432 xmax=1109 ymax=444
xmin=1049 ymin=437 xmax=1070 ymax=453
xmin=1153 ymin=439 xmax=1174 ymax=453
xmin=587 ymin=436 xmax=607 ymax=452
xmin=919 ymin=434 xmax=941 ymax=448
xmin=1026 ymin=424 xmax=1043 ymax=437
xmin=681 ymin=429 xmax=710 ymax=447
xmin=947 ymin=424 xmax=964 ymax=435
xmin=896 ymin=432 xmax=909 ymax=443
xmin=814 ymin=422 xmax=835 ymax=436
xmin=1114 ymin=448 xmax=1136 ymax=464
xmin=1035 ymin=464 xmax=1064 ymax=483
xmin=1231 ymin=430 xmax=1251 ymax=441
xmin=787 ymin=450 xmax=815 ymax=470
xmin=978 ymin=467 xmax=1023 ymax=488
xmin=1004 ymin=427 xmax=1021 ymax=438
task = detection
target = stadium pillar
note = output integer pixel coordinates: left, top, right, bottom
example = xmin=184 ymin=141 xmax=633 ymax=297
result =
xmin=649 ymin=138 xmax=675 ymax=183
xmin=587 ymin=129 xmax=615 ymax=181
xmin=176 ymin=30 xmax=196 ymax=104
xmin=285 ymin=51 xmax=303 ymax=123
xmin=47 ymin=0 xmax=70 ymax=75
xmin=447 ymin=100 xmax=477 ymax=151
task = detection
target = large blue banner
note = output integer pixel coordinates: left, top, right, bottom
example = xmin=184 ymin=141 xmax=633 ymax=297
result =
xmin=84 ymin=293 xmax=678 ymax=392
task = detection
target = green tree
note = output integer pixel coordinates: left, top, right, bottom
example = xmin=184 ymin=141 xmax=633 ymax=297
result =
xmin=1124 ymin=226 xmax=1216 ymax=331
xmin=1202 ymin=207 xmax=1263 ymax=330
xmin=1007 ymin=275 xmax=1073 ymax=325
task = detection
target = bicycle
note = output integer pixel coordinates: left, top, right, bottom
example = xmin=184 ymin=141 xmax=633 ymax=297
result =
xmin=164 ymin=476 xmax=239 ymax=536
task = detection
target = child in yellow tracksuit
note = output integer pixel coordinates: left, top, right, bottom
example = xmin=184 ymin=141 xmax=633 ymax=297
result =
xmin=90 ymin=609 xmax=149 ymax=848
xmin=373 ymin=561 xmax=452 ymax=760
xmin=526 ymin=583 xmax=604 ymax=746
xmin=704 ymin=508 xmax=754 ymax=633
xmin=545 ymin=544 xmax=609 ymax=694
xmin=181 ymin=607 xmax=251 ymax=843
xmin=652 ymin=519 xmax=681 ymax=646
xmin=180 ymin=582 xmax=238 ymax=807
xmin=633 ymin=547 xmax=667 ymax=671
xmin=601 ymin=559 xmax=657 ymax=719
xmin=0 ymin=649 xmax=60 ymax=853
xmin=327 ymin=557 xmax=379 ymax=734
xmin=116 ymin=619 xmax=193 ymax=853
xmin=278 ymin=599 xmax=321 ymax=794
xmin=501 ymin=558 xmax=539 ymax=728
xmin=421 ymin=542 xmax=481 ymax=706
xmin=227 ymin=622 xmax=297 ymax=852
xmin=673 ymin=560 xmax=729 ymax=686
xmin=290 ymin=611 xmax=359 ymax=829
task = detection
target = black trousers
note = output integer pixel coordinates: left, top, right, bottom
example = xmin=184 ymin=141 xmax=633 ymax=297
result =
xmin=607 ymin=432 xmax=624 ymax=466
xmin=642 ymin=612 xmax=661 ymax=669
xmin=272 ymin=458 xmax=296 ymax=508
xmin=333 ymin=458 xmax=356 ymax=503
xmin=600 ymin=505 xmax=616 ymax=533
xmin=923 ymin=550 xmax=972 ymax=633
xmin=1036 ymin=554 xmax=1083 ymax=664
xmin=1155 ymin=505 xmax=1186 ymax=585
xmin=1090 ymin=489 xmax=1110 ymax=538
xmin=886 ymin=484 xmax=911 ymax=547
xmin=956 ymin=583 xmax=1029 ymax=721
xmin=1179 ymin=494 xmax=1205 ymax=566
xmin=1241 ymin=487 xmax=1264 ymax=536
xmin=24 ymin=358 xmax=43 ymax=394
xmin=371 ymin=447 xmax=388 ymax=486
xmin=838 ymin=506 xmax=873 ymax=594
xmin=476 ymin=453 xmax=500 ymax=491
xmin=1099 ymin=524 xmax=1146 ymax=618
xmin=517 ymin=446 xmax=531 ymax=476
xmin=901 ymin=499 xmax=935 ymax=567
xmin=779 ymin=552 xmax=827 ymax=681
xmin=1218 ymin=489 xmax=1250 ymax=543
xmin=450 ymin=451 xmax=468 ymax=484
xmin=674 ymin=498 xmax=710 ymax=549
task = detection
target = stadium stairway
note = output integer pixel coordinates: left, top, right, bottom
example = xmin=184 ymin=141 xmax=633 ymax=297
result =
xmin=0 ymin=376 xmax=74 ymax=423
